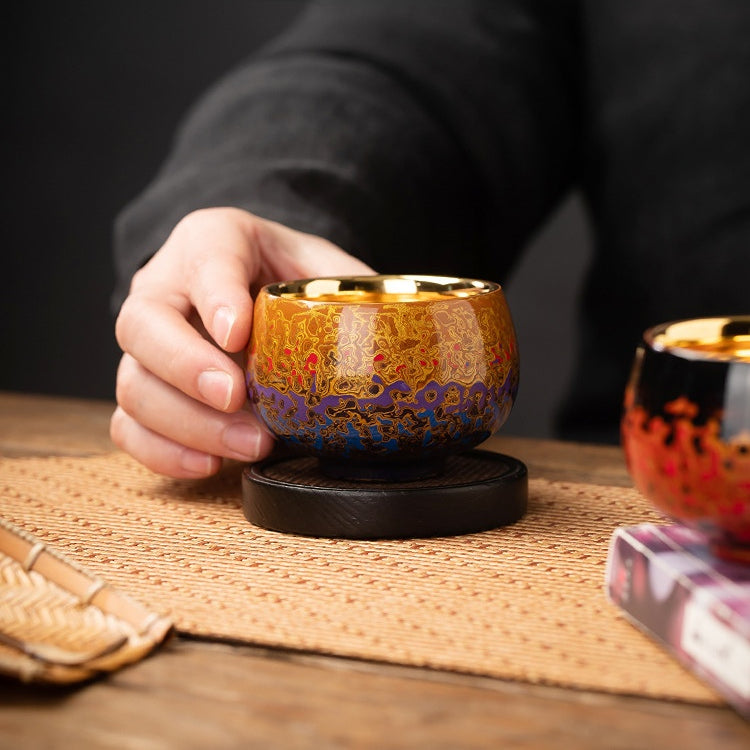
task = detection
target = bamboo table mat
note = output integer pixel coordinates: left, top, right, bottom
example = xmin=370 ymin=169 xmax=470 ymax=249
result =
xmin=0 ymin=451 xmax=722 ymax=705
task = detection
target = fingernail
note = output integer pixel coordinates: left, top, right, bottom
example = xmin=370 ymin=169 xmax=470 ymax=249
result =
xmin=198 ymin=369 xmax=234 ymax=411
xmin=180 ymin=449 xmax=214 ymax=476
xmin=212 ymin=306 xmax=236 ymax=350
xmin=222 ymin=421 xmax=262 ymax=460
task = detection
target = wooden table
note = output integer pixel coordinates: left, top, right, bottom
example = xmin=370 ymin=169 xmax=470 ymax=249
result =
xmin=1 ymin=391 xmax=748 ymax=748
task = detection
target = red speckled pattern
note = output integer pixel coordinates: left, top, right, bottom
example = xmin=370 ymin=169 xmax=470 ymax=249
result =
xmin=622 ymin=386 xmax=750 ymax=561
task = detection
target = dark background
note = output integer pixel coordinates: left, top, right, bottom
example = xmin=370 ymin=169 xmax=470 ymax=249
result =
xmin=3 ymin=1 xmax=591 ymax=439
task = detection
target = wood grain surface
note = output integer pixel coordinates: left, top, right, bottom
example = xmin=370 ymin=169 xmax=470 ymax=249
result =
xmin=1 ymin=391 xmax=748 ymax=748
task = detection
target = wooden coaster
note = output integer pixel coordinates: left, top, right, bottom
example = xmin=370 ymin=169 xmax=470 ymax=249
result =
xmin=241 ymin=449 xmax=528 ymax=539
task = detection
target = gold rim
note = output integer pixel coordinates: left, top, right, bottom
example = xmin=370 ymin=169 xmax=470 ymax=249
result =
xmin=263 ymin=275 xmax=500 ymax=302
xmin=646 ymin=316 xmax=750 ymax=362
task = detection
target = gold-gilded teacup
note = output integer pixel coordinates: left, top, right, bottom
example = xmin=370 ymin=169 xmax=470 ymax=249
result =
xmin=246 ymin=275 xmax=519 ymax=481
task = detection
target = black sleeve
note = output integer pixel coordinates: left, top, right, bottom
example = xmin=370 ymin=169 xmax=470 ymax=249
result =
xmin=557 ymin=0 xmax=750 ymax=441
xmin=112 ymin=0 xmax=580 ymax=308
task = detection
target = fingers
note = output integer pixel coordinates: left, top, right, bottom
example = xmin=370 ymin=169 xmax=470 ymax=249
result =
xmin=172 ymin=209 xmax=258 ymax=353
xmin=113 ymin=206 xmax=376 ymax=478
xmin=117 ymin=295 xmax=246 ymax=413
xmin=116 ymin=208 xmax=375 ymax=417
xmin=116 ymin=209 xmax=257 ymax=414
xmin=110 ymin=406 xmax=223 ymax=478
xmin=123 ymin=208 xmax=257 ymax=354
xmin=112 ymin=354 xmax=275 ymax=477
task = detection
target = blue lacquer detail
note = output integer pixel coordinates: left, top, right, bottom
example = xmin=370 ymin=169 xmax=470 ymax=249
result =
xmin=248 ymin=372 xmax=517 ymax=462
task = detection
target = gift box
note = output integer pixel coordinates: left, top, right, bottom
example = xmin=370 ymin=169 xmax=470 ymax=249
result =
xmin=605 ymin=523 xmax=750 ymax=717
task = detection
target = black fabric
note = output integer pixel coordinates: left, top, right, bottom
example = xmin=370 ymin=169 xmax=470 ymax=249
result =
xmin=565 ymin=0 xmax=750 ymax=441
xmin=113 ymin=0 xmax=750 ymax=443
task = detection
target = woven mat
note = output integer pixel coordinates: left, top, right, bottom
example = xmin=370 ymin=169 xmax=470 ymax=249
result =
xmin=0 ymin=451 xmax=722 ymax=705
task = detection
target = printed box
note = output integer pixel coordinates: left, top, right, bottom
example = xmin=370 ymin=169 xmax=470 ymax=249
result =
xmin=606 ymin=523 xmax=750 ymax=717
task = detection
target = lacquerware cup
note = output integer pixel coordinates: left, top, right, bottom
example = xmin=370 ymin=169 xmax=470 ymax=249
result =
xmin=621 ymin=316 xmax=750 ymax=563
xmin=246 ymin=275 xmax=519 ymax=481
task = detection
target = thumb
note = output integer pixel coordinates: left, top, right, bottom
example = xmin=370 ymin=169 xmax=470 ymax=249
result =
xmin=253 ymin=216 xmax=376 ymax=281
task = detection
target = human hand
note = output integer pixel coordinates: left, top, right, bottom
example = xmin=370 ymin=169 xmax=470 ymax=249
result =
xmin=111 ymin=207 xmax=374 ymax=478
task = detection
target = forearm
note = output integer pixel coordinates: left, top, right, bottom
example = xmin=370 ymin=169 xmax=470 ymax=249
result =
xmin=113 ymin=0 xmax=580 ymax=307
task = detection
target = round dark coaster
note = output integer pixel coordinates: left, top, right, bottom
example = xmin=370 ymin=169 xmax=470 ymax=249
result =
xmin=241 ymin=449 xmax=528 ymax=539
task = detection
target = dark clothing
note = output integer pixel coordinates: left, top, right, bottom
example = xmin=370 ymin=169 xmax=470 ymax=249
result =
xmin=113 ymin=0 xmax=750 ymax=443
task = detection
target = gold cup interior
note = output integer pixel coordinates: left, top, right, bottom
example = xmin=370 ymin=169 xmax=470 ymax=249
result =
xmin=647 ymin=316 xmax=750 ymax=362
xmin=264 ymin=275 xmax=499 ymax=304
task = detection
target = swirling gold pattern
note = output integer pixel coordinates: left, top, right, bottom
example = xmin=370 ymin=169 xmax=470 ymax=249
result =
xmin=246 ymin=277 xmax=518 ymax=474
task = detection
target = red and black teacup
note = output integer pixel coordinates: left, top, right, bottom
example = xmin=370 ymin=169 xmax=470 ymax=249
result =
xmin=622 ymin=316 xmax=750 ymax=563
